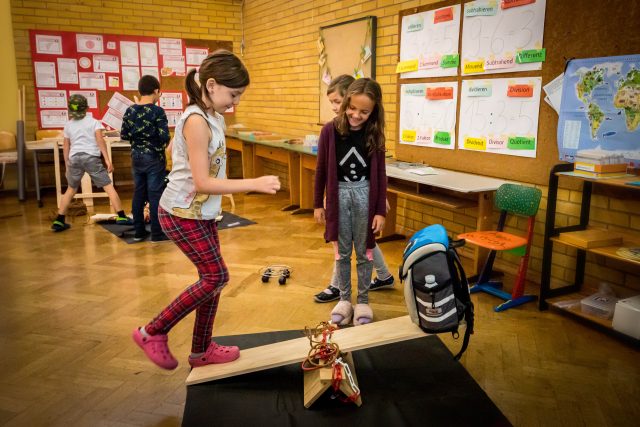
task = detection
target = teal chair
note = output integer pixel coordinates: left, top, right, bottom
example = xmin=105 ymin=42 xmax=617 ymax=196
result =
xmin=458 ymin=184 xmax=542 ymax=312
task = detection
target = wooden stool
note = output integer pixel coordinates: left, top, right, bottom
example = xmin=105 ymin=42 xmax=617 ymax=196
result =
xmin=303 ymin=352 xmax=362 ymax=408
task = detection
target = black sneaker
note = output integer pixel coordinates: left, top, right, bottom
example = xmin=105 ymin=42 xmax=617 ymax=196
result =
xmin=51 ymin=220 xmax=70 ymax=232
xmin=151 ymin=233 xmax=171 ymax=243
xmin=314 ymin=285 xmax=340 ymax=303
xmin=133 ymin=230 xmax=150 ymax=242
xmin=369 ymin=275 xmax=394 ymax=291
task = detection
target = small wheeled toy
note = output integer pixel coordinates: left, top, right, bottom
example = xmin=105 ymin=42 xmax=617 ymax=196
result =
xmin=260 ymin=265 xmax=292 ymax=285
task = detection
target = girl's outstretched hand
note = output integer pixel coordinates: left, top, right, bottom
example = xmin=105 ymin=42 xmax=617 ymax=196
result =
xmin=254 ymin=175 xmax=281 ymax=194
xmin=372 ymin=214 xmax=385 ymax=234
xmin=314 ymin=208 xmax=326 ymax=225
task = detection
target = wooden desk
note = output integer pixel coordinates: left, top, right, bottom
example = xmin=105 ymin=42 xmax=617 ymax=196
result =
xmin=384 ymin=163 xmax=509 ymax=275
xmin=26 ymin=138 xmax=130 ymax=208
xmin=226 ymin=133 xmax=316 ymax=212
xmin=226 ymin=136 xmax=254 ymax=179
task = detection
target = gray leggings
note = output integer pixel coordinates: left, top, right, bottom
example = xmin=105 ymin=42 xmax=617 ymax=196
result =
xmin=329 ymin=244 xmax=390 ymax=287
xmin=335 ymin=181 xmax=373 ymax=304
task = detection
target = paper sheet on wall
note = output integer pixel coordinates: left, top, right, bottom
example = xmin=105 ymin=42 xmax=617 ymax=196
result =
xmin=57 ymin=58 xmax=78 ymax=84
xmin=159 ymin=38 xmax=182 ymax=55
xmin=36 ymin=34 xmax=62 ymax=55
xmin=399 ymin=82 xmax=458 ymax=149
xmin=120 ymin=41 xmax=139 ymax=66
xmin=93 ymin=55 xmax=120 ymax=73
xmin=458 ymin=77 xmax=542 ymax=158
xmin=186 ymin=47 xmax=208 ymax=66
xmin=141 ymin=66 xmax=159 ymax=80
xmin=543 ymin=72 xmax=563 ymax=114
xmin=35 ymin=62 xmax=57 ymax=88
xmin=159 ymin=92 xmax=183 ymax=110
xmin=38 ymin=90 xmax=67 ymax=108
xmin=40 ymin=110 xmax=68 ymax=128
xmin=140 ymin=43 xmax=158 ymax=67
xmin=166 ymin=110 xmax=183 ymax=128
xmin=161 ymin=55 xmax=186 ymax=76
xmin=122 ymin=66 xmax=141 ymax=90
xmin=461 ymin=0 xmax=546 ymax=76
xmin=399 ymin=4 xmax=461 ymax=78
xmin=79 ymin=72 xmax=106 ymax=90
xmin=76 ymin=34 xmax=104 ymax=53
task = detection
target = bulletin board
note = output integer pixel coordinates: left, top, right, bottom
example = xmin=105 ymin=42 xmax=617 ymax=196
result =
xmin=318 ymin=16 xmax=376 ymax=124
xmin=395 ymin=0 xmax=640 ymax=186
xmin=29 ymin=29 xmax=231 ymax=130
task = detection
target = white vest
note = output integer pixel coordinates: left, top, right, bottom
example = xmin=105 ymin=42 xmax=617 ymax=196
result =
xmin=159 ymin=105 xmax=227 ymax=220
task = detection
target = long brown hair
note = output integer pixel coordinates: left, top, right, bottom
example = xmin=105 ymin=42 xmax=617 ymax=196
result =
xmin=334 ymin=78 xmax=385 ymax=154
xmin=185 ymin=50 xmax=250 ymax=113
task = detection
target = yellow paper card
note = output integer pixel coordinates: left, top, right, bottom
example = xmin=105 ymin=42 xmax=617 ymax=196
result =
xmin=463 ymin=61 xmax=485 ymax=74
xmin=402 ymin=129 xmax=417 ymax=142
xmin=464 ymin=137 xmax=487 ymax=150
xmin=396 ymin=59 xmax=419 ymax=73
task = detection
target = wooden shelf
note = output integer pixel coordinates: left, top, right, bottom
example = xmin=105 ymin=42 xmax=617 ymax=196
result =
xmin=551 ymin=234 xmax=640 ymax=267
xmin=387 ymin=181 xmax=477 ymax=210
xmin=546 ymin=291 xmax=613 ymax=329
xmin=556 ymin=171 xmax=640 ymax=189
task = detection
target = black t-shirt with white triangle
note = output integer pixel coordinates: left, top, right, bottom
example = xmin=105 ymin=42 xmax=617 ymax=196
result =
xmin=335 ymin=127 xmax=370 ymax=182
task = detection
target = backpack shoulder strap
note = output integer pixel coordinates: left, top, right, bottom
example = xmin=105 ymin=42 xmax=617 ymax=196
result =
xmin=448 ymin=247 xmax=475 ymax=361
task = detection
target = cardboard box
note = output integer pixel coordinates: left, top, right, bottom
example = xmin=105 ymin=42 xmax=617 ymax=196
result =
xmin=581 ymin=293 xmax=618 ymax=319
xmin=612 ymin=295 xmax=640 ymax=339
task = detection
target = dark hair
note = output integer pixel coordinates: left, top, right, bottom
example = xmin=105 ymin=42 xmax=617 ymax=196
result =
xmin=335 ymin=78 xmax=385 ymax=154
xmin=327 ymin=74 xmax=355 ymax=97
xmin=138 ymin=75 xmax=161 ymax=96
xmin=185 ymin=50 xmax=250 ymax=113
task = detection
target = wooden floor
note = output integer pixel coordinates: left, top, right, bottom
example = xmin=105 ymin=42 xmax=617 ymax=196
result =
xmin=0 ymin=189 xmax=638 ymax=426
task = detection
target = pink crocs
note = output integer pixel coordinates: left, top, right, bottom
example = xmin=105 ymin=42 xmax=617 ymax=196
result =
xmin=189 ymin=342 xmax=240 ymax=367
xmin=132 ymin=328 xmax=178 ymax=370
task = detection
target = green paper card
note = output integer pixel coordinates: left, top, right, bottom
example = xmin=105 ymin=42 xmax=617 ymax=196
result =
xmin=434 ymin=131 xmax=451 ymax=145
xmin=440 ymin=54 xmax=459 ymax=68
xmin=507 ymin=136 xmax=536 ymax=150
xmin=516 ymin=49 xmax=546 ymax=64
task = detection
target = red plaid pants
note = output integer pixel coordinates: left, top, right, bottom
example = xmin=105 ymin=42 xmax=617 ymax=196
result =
xmin=145 ymin=207 xmax=229 ymax=353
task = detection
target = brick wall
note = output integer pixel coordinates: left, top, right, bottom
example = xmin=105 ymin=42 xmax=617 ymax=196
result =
xmin=10 ymin=0 xmax=639 ymax=291
xmin=10 ymin=0 xmax=243 ymax=188
xmin=232 ymin=0 xmax=640 ymax=292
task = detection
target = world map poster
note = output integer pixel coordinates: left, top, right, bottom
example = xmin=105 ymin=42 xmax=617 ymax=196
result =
xmin=557 ymin=54 xmax=640 ymax=163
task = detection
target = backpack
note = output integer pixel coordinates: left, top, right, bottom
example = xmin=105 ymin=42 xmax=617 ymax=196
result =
xmin=399 ymin=224 xmax=474 ymax=360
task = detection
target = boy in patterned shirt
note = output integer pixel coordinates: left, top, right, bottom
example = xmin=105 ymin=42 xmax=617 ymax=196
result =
xmin=120 ymin=75 xmax=171 ymax=242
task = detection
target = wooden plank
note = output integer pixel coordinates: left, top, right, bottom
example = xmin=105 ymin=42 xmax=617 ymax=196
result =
xmin=185 ymin=315 xmax=426 ymax=386
xmin=557 ymin=229 xmax=623 ymax=249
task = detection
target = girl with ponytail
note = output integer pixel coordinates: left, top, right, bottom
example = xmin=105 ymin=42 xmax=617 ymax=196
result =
xmin=132 ymin=50 xmax=281 ymax=370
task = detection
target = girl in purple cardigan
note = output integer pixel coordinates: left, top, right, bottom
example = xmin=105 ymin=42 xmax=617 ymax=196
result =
xmin=313 ymin=78 xmax=387 ymax=325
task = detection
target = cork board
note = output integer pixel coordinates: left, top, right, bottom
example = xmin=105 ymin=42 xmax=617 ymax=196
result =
xmin=319 ymin=16 xmax=376 ymax=124
xmin=395 ymin=0 xmax=640 ymax=185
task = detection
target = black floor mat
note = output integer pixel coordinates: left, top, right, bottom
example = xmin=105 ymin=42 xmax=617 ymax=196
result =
xmin=183 ymin=330 xmax=512 ymax=427
xmin=97 ymin=211 xmax=255 ymax=244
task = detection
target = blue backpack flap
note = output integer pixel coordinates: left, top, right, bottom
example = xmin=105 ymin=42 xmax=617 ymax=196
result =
xmin=399 ymin=224 xmax=474 ymax=360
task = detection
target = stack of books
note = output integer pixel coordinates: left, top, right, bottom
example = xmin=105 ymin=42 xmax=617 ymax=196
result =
xmin=573 ymin=150 xmax=628 ymax=178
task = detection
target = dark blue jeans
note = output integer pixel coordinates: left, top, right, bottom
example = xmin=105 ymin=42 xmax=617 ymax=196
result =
xmin=131 ymin=152 xmax=167 ymax=238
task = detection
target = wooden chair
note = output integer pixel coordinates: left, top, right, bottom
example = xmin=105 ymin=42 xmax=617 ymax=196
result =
xmin=458 ymin=183 xmax=542 ymax=312
xmin=0 ymin=131 xmax=18 ymax=188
